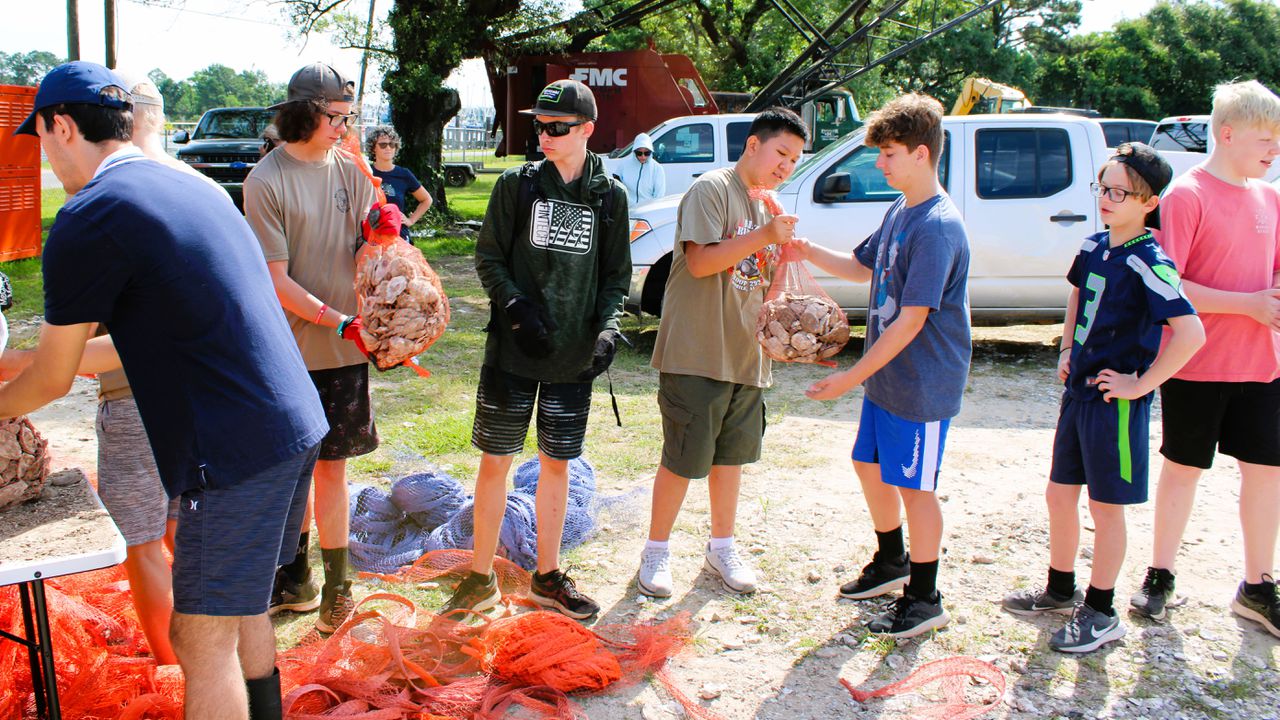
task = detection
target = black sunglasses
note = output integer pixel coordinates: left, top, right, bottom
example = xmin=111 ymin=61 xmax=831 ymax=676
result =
xmin=533 ymin=119 xmax=586 ymax=137
xmin=376 ymin=141 xmax=399 ymax=149
xmin=634 ymin=150 xmax=652 ymax=157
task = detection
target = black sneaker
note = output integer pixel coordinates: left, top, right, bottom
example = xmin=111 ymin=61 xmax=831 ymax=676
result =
xmin=1050 ymin=604 xmax=1126 ymax=653
xmin=1231 ymin=575 xmax=1280 ymax=639
xmin=315 ymin=580 xmax=356 ymax=635
xmin=441 ymin=571 xmax=502 ymax=618
xmin=268 ymin=568 xmax=321 ymax=616
xmin=839 ymin=553 xmax=910 ymax=600
xmin=866 ymin=590 xmax=950 ymax=639
xmin=1002 ymin=586 xmax=1083 ymax=616
xmin=1129 ymin=566 xmax=1184 ymax=621
xmin=531 ymin=569 xmax=600 ymax=620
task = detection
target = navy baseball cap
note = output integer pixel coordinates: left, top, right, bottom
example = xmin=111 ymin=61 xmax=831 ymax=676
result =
xmin=13 ymin=61 xmax=130 ymax=136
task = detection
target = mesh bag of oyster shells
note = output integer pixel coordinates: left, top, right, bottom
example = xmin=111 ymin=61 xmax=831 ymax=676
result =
xmin=755 ymin=243 xmax=850 ymax=365
xmin=0 ymin=416 xmax=51 ymax=511
xmin=354 ymin=240 xmax=451 ymax=375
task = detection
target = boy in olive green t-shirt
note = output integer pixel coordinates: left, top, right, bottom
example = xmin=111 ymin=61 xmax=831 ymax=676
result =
xmin=637 ymin=108 xmax=806 ymax=598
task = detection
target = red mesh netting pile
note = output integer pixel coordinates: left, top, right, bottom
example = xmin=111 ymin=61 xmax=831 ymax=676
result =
xmin=0 ymin=550 xmax=717 ymax=720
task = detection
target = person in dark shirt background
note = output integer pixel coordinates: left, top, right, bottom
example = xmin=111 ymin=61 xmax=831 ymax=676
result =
xmin=367 ymin=127 xmax=431 ymax=241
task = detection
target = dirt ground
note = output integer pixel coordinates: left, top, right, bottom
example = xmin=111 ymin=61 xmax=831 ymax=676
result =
xmin=19 ymin=325 xmax=1280 ymax=720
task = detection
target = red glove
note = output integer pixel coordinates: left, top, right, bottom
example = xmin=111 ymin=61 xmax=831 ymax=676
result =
xmin=361 ymin=202 xmax=404 ymax=245
xmin=338 ymin=315 xmax=370 ymax=357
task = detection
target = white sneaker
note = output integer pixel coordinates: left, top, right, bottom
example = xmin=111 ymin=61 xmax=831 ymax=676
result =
xmin=704 ymin=542 xmax=757 ymax=594
xmin=637 ymin=546 xmax=674 ymax=597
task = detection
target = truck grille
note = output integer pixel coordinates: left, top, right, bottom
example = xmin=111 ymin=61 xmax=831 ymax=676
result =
xmin=201 ymin=153 xmax=259 ymax=164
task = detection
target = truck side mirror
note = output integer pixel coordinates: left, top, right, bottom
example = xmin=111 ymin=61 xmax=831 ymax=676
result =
xmin=172 ymin=130 xmax=190 ymax=144
xmin=817 ymin=172 xmax=852 ymax=202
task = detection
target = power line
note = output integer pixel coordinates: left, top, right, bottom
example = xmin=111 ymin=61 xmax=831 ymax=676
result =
xmin=123 ymin=0 xmax=294 ymax=28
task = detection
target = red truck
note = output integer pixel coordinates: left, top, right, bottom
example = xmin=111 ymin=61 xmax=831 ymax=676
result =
xmin=490 ymin=48 xmax=720 ymax=158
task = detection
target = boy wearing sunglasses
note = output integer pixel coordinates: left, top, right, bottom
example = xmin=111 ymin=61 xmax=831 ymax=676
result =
xmin=1001 ymin=142 xmax=1204 ymax=653
xmin=243 ymin=62 xmax=379 ymax=636
xmin=617 ymin=132 xmax=666 ymax=206
xmin=445 ymin=79 xmax=631 ymax=619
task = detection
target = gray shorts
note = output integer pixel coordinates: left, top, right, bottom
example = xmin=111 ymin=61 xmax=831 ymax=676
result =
xmin=97 ymin=397 xmax=176 ymax=546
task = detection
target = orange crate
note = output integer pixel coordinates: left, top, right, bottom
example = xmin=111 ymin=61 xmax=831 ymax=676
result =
xmin=0 ymin=85 xmax=41 ymax=261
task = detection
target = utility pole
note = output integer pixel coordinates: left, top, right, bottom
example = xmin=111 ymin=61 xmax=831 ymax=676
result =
xmin=356 ymin=0 xmax=376 ymax=111
xmin=105 ymin=0 xmax=118 ymax=68
xmin=67 ymin=0 xmax=80 ymax=61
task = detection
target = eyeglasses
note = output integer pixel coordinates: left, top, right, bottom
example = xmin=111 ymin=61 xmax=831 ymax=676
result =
xmin=324 ymin=111 xmax=357 ymax=128
xmin=1090 ymin=182 xmax=1145 ymax=202
xmin=376 ymin=141 xmax=398 ymax=149
xmin=634 ymin=150 xmax=652 ymax=157
xmin=533 ymin=119 xmax=586 ymax=137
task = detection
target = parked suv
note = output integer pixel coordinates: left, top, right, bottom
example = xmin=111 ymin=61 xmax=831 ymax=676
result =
xmin=174 ymin=107 xmax=276 ymax=210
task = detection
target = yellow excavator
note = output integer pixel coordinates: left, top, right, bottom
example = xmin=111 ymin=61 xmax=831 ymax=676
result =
xmin=951 ymin=77 xmax=1031 ymax=115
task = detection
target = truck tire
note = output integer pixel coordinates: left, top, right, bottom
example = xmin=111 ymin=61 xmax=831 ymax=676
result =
xmin=445 ymin=167 xmax=470 ymax=187
xmin=640 ymin=253 xmax=673 ymax=317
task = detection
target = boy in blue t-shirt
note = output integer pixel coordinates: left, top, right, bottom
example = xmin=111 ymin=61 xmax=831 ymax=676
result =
xmin=1002 ymin=142 xmax=1205 ymax=653
xmin=794 ymin=93 xmax=970 ymax=639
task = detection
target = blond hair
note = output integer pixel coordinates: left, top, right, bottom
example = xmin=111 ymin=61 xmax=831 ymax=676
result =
xmin=1211 ymin=80 xmax=1280 ymax=137
xmin=126 ymin=80 xmax=166 ymax=140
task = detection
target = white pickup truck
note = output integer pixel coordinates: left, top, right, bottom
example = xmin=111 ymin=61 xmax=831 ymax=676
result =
xmin=1151 ymin=114 xmax=1280 ymax=182
xmin=627 ymin=113 xmax=1169 ymax=322
xmin=604 ymin=113 xmax=759 ymax=197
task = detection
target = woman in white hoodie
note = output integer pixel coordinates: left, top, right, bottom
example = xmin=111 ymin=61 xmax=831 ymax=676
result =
xmin=616 ymin=132 xmax=666 ymax=206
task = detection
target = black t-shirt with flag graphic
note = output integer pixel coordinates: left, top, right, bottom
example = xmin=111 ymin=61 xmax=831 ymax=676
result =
xmin=1065 ymin=230 xmax=1196 ymax=401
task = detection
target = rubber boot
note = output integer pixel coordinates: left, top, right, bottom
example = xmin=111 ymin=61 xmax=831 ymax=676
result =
xmin=246 ymin=667 xmax=282 ymax=720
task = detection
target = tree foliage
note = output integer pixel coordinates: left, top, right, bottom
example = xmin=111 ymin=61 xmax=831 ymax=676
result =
xmin=146 ymin=65 xmax=284 ymax=121
xmin=0 ymin=50 xmax=63 ymax=86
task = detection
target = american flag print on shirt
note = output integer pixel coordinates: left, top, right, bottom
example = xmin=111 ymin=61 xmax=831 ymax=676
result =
xmin=530 ymin=198 xmax=594 ymax=254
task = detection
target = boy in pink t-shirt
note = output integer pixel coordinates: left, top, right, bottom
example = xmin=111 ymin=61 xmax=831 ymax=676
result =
xmin=1130 ymin=80 xmax=1280 ymax=640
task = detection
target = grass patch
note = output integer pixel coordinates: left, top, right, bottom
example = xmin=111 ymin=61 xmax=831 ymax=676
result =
xmin=442 ymin=171 xmax=501 ymax=222
xmin=416 ymin=234 xmax=477 ymax=257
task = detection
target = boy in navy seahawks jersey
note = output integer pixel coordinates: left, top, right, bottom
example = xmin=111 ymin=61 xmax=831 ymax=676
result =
xmin=1002 ymin=143 xmax=1205 ymax=653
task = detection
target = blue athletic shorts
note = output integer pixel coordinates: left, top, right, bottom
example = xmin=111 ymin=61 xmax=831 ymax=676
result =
xmin=852 ymin=398 xmax=951 ymax=492
xmin=172 ymin=443 xmax=320 ymax=616
xmin=1050 ymin=393 xmax=1150 ymax=505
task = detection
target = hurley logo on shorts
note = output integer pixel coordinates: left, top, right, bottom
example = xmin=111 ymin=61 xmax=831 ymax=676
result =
xmin=530 ymin=198 xmax=594 ymax=254
xmin=188 ymin=499 xmax=199 ymax=511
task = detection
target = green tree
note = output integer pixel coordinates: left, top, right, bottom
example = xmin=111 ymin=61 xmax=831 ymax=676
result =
xmin=0 ymin=50 xmax=64 ymax=86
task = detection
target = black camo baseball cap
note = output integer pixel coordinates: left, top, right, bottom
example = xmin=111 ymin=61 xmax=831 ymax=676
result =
xmin=519 ymin=79 xmax=597 ymax=121
xmin=1110 ymin=141 xmax=1173 ymax=229
xmin=269 ymin=62 xmax=355 ymax=110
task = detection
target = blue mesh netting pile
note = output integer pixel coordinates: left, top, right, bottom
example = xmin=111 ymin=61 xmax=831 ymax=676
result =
xmin=349 ymin=456 xmax=628 ymax=572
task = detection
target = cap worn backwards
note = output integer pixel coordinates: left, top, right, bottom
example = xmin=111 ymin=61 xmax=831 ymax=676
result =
xmin=14 ymin=61 xmax=130 ymax=137
xmin=1110 ymin=141 xmax=1174 ymax=229
xmin=269 ymin=62 xmax=356 ymax=111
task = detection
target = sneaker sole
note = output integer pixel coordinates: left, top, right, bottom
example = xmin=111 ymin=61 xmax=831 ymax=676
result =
xmin=703 ymin=558 xmax=756 ymax=594
xmin=268 ymin=597 xmax=321 ymax=616
xmin=1002 ymin=603 xmax=1077 ymax=617
xmin=636 ymin=574 xmax=673 ymax=598
xmin=874 ymin=609 xmax=951 ymax=639
xmin=1128 ymin=594 xmax=1186 ymax=622
xmin=839 ymin=574 xmax=908 ymax=600
xmin=1052 ymin=622 xmax=1127 ymax=653
xmin=530 ymin=592 xmax=598 ymax=620
xmin=1231 ymin=599 xmax=1280 ymax=639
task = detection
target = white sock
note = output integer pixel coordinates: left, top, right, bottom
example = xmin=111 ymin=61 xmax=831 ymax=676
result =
xmin=709 ymin=536 xmax=734 ymax=551
xmin=645 ymin=539 xmax=669 ymax=551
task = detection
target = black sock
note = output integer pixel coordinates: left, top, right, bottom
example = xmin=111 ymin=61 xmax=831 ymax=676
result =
xmin=1244 ymin=579 xmax=1274 ymax=596
xmin=875 ymin=527 xmax=906 ymax=563
xmin=533 ymin=568 xmax=562 ymax=583
xmin=1085 ymin=585 xmax=1115 ymax=616
xmin=468 ymin=570 xmax=495 ymax=586
xmin=1047 ymin=567 xmax=1076 ymax=599
xmin=282 ymin=532 xmax=310 ymax=582
xmin=320 ymin=547 xmax=348 ymax=591
xmin=906 ymin=560 xmax=939 ymax=600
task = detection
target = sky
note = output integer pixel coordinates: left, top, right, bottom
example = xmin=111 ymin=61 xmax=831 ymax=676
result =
xmin=1 ymin=0 xmax=1162 ymax=109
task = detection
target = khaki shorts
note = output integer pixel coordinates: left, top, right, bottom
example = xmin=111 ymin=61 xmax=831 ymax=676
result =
xmin=658 ymin=372 xmax=765 ymax=479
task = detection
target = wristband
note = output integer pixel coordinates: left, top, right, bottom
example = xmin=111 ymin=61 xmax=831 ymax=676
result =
xmin=337 ymin=315 xmax=355 ymax=338
xmin=1060 ymin=347 xmax=1072 ymax=354
xmin=314 ymin=303 xmax=328 ymax=325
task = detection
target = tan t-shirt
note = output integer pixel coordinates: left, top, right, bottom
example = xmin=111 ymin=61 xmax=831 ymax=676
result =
xmin=651 ymin=166 xmax=775 ymax=387
xmin=95 ymin=324 xmax=132 ymax=401
xmin=243 ymin=147 xmax=375 ymax=371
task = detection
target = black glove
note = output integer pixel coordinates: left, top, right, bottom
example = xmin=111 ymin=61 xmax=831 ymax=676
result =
xmin=577 ymin=329 xmax=626 ymax=381
xmin=505 ymin=295 xmax=555 ymax=358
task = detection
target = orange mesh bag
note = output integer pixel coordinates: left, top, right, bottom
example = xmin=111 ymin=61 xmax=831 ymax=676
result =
xmin=748 ymin=189 xmax=850 ymax=366
xmin=840 ymin=656 xmax=1005 ymax=720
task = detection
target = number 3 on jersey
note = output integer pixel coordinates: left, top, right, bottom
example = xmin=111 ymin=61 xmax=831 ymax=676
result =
xmin=1074 ymin=272 xmax=1106 ymax=346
